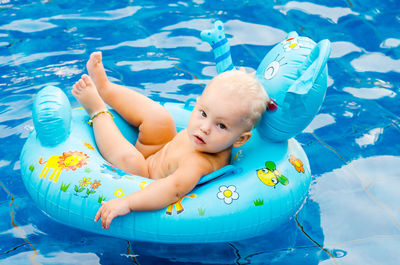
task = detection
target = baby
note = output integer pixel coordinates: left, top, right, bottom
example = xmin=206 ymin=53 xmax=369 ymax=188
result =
xmin=72 ymin=52 xmax=268 ymax=230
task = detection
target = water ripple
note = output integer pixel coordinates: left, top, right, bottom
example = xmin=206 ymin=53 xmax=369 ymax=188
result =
xmin=48 ymin=6 xmax=141 ymax=21
xmin=304 ymin=113 xmax=336 ymax=133
xmin=0 ymin=49 xmax=85 ymax=67
xmin=116 ymin=60 xmax=179 ymax=72
xmin=330 ymin=41 xmax=363 ymax=58
xmin=224 ymin=20 xmax=287 ymax=46
xmin=163 ymin=19 xmax=287 ymax=46
xmin=343 ymin=87 xmax=396 ymax=100
xmin=274 ymin=1 xmax=359 ymax=24
xmin=0 ymin=18 xmax=57 ymax=33
xmin=351 ymin=52 xmax=400 ymax=73
xmin=380 ymin=38 xmax=400 ymax=49
xmin=99 ymin=31 xmax=209 ymax=51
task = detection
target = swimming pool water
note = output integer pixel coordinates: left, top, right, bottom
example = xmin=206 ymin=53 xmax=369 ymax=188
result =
xmin=1 ymin=0 xmax=400 ymax=264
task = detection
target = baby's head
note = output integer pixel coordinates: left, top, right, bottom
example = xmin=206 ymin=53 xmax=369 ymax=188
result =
xmin=187 ymin=70 xmax=269 ymax=153
xmin=207 ymin=70 xmax=269 ymax=131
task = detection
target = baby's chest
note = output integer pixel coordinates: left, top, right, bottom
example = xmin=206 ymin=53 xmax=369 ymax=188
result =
xmin=163 ymin=139 xmax=198 ymax=171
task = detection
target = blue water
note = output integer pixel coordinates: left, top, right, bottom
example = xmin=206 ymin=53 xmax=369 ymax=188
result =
xmin=1 ymin=0 xmax=400 ymax=264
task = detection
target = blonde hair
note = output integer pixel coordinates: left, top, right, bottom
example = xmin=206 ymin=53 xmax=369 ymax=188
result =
xmin=208 ymin=70 xmax=269 ymax=130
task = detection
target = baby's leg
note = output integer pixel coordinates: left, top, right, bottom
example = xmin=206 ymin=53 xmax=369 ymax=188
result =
xmin=72 ymin=75 xmax=149 ymax=177
xmin=86 ymin=52 xmax=177 ymax=158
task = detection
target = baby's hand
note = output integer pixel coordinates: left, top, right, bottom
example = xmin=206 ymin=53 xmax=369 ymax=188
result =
xmin=94 ymin=198 xmax=130 ymax=230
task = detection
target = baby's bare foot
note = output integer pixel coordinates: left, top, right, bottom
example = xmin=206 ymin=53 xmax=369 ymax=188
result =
xmin=72 ymin=74 xmax=107 ymax=117
xmin=86 ymin=52 xmax=110 ymax=93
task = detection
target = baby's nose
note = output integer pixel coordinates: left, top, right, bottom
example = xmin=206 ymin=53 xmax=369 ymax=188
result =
xmin=200 ymin=123 xmax=210 ymax=134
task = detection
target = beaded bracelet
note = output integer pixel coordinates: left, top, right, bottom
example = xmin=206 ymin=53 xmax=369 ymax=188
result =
xmin=87 ymin=110 xmax=113 ymax=125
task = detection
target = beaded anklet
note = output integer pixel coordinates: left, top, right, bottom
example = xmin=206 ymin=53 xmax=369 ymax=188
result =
xmin=88 ymin=110 xmax=113 ymax=125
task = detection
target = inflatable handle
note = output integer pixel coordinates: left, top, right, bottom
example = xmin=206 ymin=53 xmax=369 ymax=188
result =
xmin=32 ymin=86 xmax=72 ymax=147
xmin=184 ymin=97 xmax=196 ymax=111
xmin=200 ymin=20 xmax=235 ymax=73
xmin=197 ymin=165 xmax=239 ymax=185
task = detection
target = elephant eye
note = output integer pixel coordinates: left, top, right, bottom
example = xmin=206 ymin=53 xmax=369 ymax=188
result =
xmin=264 ymin=61 xmax=280 ymax=80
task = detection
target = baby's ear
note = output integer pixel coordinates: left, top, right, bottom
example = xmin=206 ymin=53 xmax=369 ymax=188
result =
xmin=233 ymin=131 xmax=252 ymax=148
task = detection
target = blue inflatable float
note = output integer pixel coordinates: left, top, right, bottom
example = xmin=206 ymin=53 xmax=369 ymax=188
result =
xmin=20 ymin=21 xmax=330 ymax=243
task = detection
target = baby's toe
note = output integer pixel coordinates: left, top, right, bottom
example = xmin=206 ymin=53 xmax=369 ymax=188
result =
xmin=73 ymin=82 xmax=81 ymax=91
xmin=92 ymin=51 xmax=102 ymax=62
xmin=78 ymin=79 xmax=86 ymax=88
xmin=71 ymin=85 xmax=79 ymax=96
xmin=90 ymin=52 xmax=99 ymax=62
xmin=82 ymin=74 xmax=92 ymax=86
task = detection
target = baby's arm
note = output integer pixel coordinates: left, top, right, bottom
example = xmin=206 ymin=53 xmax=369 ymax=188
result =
xmin=94 ymin=156 xmax=212 ymax=229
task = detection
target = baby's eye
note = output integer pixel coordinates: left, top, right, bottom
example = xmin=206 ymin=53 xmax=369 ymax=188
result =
xmin=200 ymin=110 xmax=207 ymax=117
xmin=217 ymin=123 xmax=227 ymax=130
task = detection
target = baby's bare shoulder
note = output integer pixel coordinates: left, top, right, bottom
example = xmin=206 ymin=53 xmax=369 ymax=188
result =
xmin=176 ymin=152 xmax=215 ymax=178
xmin=186 ymin=150 xmax=230 ymax=174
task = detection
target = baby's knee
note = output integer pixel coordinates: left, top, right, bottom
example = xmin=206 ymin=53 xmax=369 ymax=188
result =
xmin=140 ymin=110 xmax=176 ymax=144
xmin=152 ymin=110 xmax=176 ymax=139
xmin=154 ymin=110 xmax=175 ymax=131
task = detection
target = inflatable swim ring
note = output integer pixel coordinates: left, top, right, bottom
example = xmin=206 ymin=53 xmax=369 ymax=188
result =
xmin=20 ymin=21 xmax=330 ymax=243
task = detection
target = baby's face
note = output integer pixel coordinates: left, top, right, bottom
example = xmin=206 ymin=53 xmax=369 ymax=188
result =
xmin=187 ymin=78 xmax=251 ymax=153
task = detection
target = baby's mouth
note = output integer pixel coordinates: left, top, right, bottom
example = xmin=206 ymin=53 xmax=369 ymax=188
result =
xmin=194 ymin=135 xmax=206 ymax=145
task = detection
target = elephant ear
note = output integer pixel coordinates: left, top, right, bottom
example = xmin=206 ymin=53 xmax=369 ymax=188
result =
xmin=284 ymin=39 xmax=331 ymax=113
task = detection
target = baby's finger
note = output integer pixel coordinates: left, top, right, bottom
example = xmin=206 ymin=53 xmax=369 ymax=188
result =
xmin=105 ymin=212 xmax=117 ymax=230
xmin=96 ymin=201 xmax=108 ymax=223
xmin=101 ymin=208 xmax=111 ymax=229
xmin=100 ymin=212 xmax=107 ymax=228
xmin=94 ymin=206 xmax=103 ymax=222
xmin=101 ymin=215 xmax=107 ymax=229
